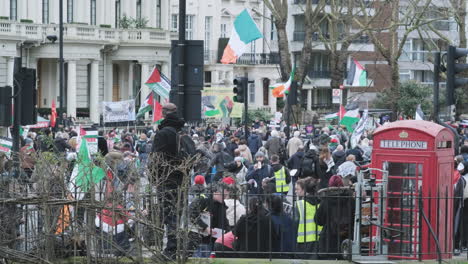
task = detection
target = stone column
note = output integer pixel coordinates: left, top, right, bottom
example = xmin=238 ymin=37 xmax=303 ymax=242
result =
xmin=6 ymin=57 xmax=15 ymax=87
xmin=89 ymin=60 xmax=100 ymax=123
xmin=104 ymin=60 xmax=113 ymax=101
xmin=66 ymin=60 xmax=77 ymax=118
xmin=307 ymin=89 xmax=312 ymax=111
xmin=128 ymin=62 xmax=134 ymax=99
xmin=140 ymin=62 xmax=150 ymax=119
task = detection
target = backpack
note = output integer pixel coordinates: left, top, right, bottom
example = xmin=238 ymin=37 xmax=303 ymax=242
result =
xmin=166 ymin=127 xmax=197 ymax=159
xmin=300 ymin=150 xmax=317 ymax=178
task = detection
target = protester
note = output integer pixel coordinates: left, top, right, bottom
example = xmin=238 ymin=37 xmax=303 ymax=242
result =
xmin=294 ymin=177 xmax=321 ymax=259
xmin=265 ymin=130 xmax=283 ymax=158
xmin=316 ymin=175 xmax=354 ymax=259
xmin=287 ymin=131 xmax=303 ymax=158
xmin=150 ymin=103 xmax=191 ymax=260
xmin=233 ymin=197 xmax=278 ymax=257
xmin=264 ymin=154 xmax=291 ymax=195
xmin=245 ymin=151 xmax=273 ymax=195
xmin=248 ymin=130 xmax=262 ymax=156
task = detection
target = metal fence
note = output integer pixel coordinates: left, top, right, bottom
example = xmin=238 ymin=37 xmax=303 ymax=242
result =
xmin=0 ymin=151 xmax=464 ymax=263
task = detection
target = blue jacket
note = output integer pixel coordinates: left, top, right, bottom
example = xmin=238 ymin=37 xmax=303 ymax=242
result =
xmin=245 ymin=163 xmax=273 ymax=195
xmin=271 ymin=213 xmax=296 ymax=253
xmin=248 ymin=134 xmax=262 ymax=155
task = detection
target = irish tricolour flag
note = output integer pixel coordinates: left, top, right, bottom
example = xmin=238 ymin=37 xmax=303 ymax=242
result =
xmin=271 ymin=66 xmax=295 ymax=98
xmin=221 ymin=9 xmax=263 ymax=64
xmin=346 ymin=59 xmax=367 ymax=86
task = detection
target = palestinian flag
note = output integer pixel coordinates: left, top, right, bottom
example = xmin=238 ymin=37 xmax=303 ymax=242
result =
xmin=346 ymin=59 xmax=367 ymax=87
xmin=271 ymin=65 xmax=296 ymax=98
xmin=145 ymin=67 xmax=170 ymax=99
xmin=340 ymin=108 xmax=360 ymax=132
xmin=68 ymin=140 xmax=106 ymax=200
xmin=153 ymin=100 xmax=163 ymax=123
xmin=136 ymin=92 xmax=154 ymax=118
xmin=0 ymin=136 xmax=13 ymax=156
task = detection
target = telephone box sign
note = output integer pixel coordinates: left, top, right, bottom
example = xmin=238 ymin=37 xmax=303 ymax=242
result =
xmin=380 ymin=140 xmax=428 ymax=150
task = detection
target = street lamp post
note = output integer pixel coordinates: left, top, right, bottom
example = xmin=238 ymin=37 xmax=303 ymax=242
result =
xmin=59 ymin=0 xmax=65 ymax=114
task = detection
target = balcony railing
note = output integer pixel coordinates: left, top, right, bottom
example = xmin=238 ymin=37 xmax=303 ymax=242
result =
xmin=237 ymin=53 xmax=280 ymax=65
xmin=399 ymin=51 xmax=434 ymax=63
xmin=0 ymin=20 xmax=172 ymax=45
xmin=308 ymin=69 xmax=331 ymax=79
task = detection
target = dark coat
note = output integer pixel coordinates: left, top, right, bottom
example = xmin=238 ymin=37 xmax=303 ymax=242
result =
xmin=151 ymin=113 xmax=185 ymax=157
xmin=189 ymin=195 xmax=230 ymax=243
xmin=271 ymin=213 xmax=295 ymax=253
xmin=97 ymin=136 xmax=109 ymax=156
xmin=150 ymin=113 xmax=185 ymax=189
xmin=53 ymin=137 xmax=71 ymax=153
xmin=288 ymin=151 xmax=304 ymax=170
xmin=233 ymin=210 xmax=278 ymax=256
xmin=332 ymin=150 xmax=346 ymax=168
xmin=245 ymin=162 xmax=274 ymax=195
xmin=247 ymin=134 xmax=262 ymax=155
xmin=315 ymin=188 xmax=354 ymax=259
xmin=345 ymin=147 xmax=363 ymax=162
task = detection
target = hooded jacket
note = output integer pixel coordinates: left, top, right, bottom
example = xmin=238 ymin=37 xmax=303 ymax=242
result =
xmin=151 ymin=113 xmax=185 ymax=157
xmin=332 ymin=149 xmax=346 ymax=168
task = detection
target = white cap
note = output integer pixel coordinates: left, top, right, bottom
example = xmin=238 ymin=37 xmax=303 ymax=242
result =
xmin=458 ymin=162 xmax=465 ymax=171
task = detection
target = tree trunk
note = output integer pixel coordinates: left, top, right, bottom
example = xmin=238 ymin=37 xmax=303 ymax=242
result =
xmin=456 ymin=0 xmax=467 ymax=120
xmin=275 ymin=22 xmax=292 ymax=82
xmin=295 ymin=25 xmax=315 ymax=90
xmin=329 ymin=51 xmax=348 ymax=90
xmin=390 ymin=60 xmax=401 ymax=119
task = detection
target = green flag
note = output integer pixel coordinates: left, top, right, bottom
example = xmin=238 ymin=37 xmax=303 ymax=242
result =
xmin=73 ymin=140 xmax=105 ymax=193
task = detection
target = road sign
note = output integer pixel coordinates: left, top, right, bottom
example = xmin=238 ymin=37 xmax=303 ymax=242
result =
xmin=332 ymin=89 xmax=341 ymax=104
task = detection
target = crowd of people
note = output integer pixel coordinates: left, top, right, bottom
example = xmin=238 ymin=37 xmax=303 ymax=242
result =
xmin=3 ymin=103 xmax=468 ymax=260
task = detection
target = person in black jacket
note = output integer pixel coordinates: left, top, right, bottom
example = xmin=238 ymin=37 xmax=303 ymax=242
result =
xmin=288 ymin=145 xmax=305 ymax=170
xmin=233 ymin=196 xmax=278 ymax=258
xmin=189 ymin=183 xmax=230 ymax=257
xmin=149 ymin=103 xmax=187 ymax=260
xmin=315 ymin=175 xmax=354 ymax=259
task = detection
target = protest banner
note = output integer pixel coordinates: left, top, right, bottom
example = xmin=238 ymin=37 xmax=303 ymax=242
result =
xmin=202 ymin=87 xmax=242 ymax=119
xmin=102 ymin=100 xmax=136 ymax=123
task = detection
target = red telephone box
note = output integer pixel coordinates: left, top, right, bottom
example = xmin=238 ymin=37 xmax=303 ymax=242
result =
xmin=371 ymin=120 xmax=454 ymax=260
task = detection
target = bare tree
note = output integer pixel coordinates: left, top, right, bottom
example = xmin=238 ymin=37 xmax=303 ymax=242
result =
xmin=354 ymin=0 xmax=444 ymax=117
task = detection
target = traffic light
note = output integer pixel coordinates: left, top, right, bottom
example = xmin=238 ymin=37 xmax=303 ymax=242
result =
xmin=446 ymin=45 xmax=468 ymax=110
xmin=233 ymin=77 xmax=247 ymax=103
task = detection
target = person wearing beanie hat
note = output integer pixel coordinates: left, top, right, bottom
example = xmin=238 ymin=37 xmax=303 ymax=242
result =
xmin=222 ymin=176 xmax=236 ymax=185
xmin=245 ymin=150 xmax=274 ymax=195
xmin=194 ymin=175 xmax=205 ymax=185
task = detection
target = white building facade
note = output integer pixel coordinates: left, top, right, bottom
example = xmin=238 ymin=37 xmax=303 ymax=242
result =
xmin=0 ymin=0 xmax=173 ymax=123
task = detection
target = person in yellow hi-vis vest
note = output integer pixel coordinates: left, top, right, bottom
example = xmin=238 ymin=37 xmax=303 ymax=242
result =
xmin=263 ymin=154 xmax=292 ymax=195
xmin=294 ymin=177 xmax=322 ymax=259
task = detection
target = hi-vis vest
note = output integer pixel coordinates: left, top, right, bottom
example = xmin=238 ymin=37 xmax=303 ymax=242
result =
xmin=296 ymin=200 xmax=322 ymax=243
xmin=274 ymin=167 xmax=290 ymax=193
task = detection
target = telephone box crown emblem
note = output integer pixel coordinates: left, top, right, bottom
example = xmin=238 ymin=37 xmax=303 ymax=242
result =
xmin=399 ymin=131 xmax=409 ymax=138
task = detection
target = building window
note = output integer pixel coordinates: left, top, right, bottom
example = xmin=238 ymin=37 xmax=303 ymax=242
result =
xmin=67 ymin=0 xmax=74 ymax=23
xmin=263 ymin=79 xmax=270 ymax=106
xmin=249 ymin=83 xmax=255 ymax=104
xmin=90 ymin=0 xmax=96 ymax=25
xmin=270 ymin=15 xmax=276 ymax=40
xmin=221 ymin=23 xmax=227 ymax=38
xmin=186 ymin=15 xmax=194 ymax=40
xmin=10 ymin=0 xmax=17 ymax=21
xmin=204 ymin=16 xmax=212 ymax=53
xmin=136 ymin=0 xmax=142 ymax=21
xmin=156 ymin=0 xmax=162 ymax=28
xmin=115 ymin=0 xmax=121 ymax=28
xmin=42 ymin=0 xmax=49 ymax=24
xmin=171 ymin=14 xmax=178 ymax=31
